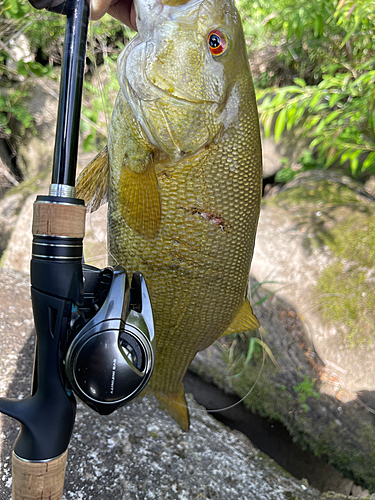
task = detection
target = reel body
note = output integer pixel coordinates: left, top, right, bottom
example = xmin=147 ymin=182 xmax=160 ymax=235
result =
xmin=66 ymin=265 xmax=155 ymax=415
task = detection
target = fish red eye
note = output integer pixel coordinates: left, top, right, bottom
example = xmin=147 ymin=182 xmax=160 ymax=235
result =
xmin=207 ymin=29 xmax=228 ymax=56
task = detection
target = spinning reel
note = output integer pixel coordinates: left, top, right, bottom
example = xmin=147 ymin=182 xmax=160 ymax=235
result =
xmin=65 ymin=264 xmax=154 ymax=415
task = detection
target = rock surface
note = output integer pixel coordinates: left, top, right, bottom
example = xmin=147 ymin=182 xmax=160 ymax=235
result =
xmin=188 ymin=170 xmax=375 ymax=492
xmin=261 ymin=128 xmax=310 ymax=179
xmin=190 ymin=288 xmax=375 ymax=495
xmin=0 ymin=149 xmax=99 ymax=273
xmin=2 ymin=170 xmax=375 ymax=496
xmin=0 ymin=268 xmax=329 ymax=500
xmin=252 ymin=170 xmax=375 ymax=395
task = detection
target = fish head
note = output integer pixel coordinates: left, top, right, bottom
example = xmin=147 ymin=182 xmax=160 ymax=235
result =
xmin=118 ymin=0 xmax=250 ymax=160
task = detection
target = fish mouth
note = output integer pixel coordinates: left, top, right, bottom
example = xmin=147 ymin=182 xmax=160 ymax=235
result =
xmin=118 ymin=35 xmax=224 ymax=159
xmin=118 ymin=36 xmax=172 ymax=151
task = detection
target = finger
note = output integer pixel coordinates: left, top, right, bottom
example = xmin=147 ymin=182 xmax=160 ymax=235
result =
xmin=108 ymin=1 xmax=137 ymax=30
xmin=90 ymin=0 xmax=112 ymax=20
xmin=90 ymin=0 xmax=137 ymax=31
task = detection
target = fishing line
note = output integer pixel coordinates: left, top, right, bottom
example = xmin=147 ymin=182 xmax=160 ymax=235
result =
xmin=82 ymin=8 xmax=116 ymax=266
xmin=206 ymin=327 xmax=266 ymax=414
xmin=169 ymin=327 xmax=267 ymax=414
xmin=87 ymin=208 xmax=120 ymax=266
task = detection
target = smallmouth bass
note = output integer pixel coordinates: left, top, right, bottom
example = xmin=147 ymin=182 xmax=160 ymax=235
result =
xmin=77 ymin=0 xmax=262 ymax=430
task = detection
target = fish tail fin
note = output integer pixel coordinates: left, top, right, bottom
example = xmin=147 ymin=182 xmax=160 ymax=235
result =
xmin=221 ymin=298 xmax=260 ymax=337
xmin=76 ymin=146 xmax=109 ymax=212
xmin=154 ymin=384 xmax=190 ymax=431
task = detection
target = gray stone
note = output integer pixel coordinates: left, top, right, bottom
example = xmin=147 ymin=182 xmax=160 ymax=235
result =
xmin=252 ymin=170 xmax=375 ymax=394
xmin=1 ymin=194 xmax=35 ymax=273
xmin=0 ymin=268 xmax=325 ymax=500
xmin=0 ymin=193 xmax=24 ymax=257
xmin=261 ymin=127 xmax=311 ymax=179
xmin=190 ymin=290 xmax=375 ymax=495
xmin=6 ymin=34 xmax=34 ymax=81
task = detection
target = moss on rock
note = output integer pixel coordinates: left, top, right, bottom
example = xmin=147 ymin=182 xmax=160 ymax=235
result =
xmin=270 ymin=171 xmax=375 ymax=348
xmin=272 ymin=179 xmax=361 ymax=210
xmin=315 ymin=210 xmax=375 ymax=347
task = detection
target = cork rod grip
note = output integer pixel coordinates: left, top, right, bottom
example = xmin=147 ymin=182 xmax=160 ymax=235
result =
xmin=32 ymin=202 xmax=86 ymax=238
xmin=12 ymin=450 xmax=68 ymax=500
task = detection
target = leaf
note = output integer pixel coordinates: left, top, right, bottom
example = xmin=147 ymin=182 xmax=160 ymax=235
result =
xmin=313 ymin=15 xmax=324 ymax=37
xmin=287 ymin=106 xmax=297 ymax=130
xmin=253 ymin=291 xmax=278 ymax=306
xmin=305 ymin=115 xmax=321 ymax=130
xmin=294 ymin=78 xmax=307 ymax=88
xmin=340 ymin=148 xmax=353 ymax=164
xmin=309 ymin=92 xmax=323 ymax=110
xmin=329 ymin=92 xmax=342 ymax=107
xmin=274 ymin=107 xmax=287 ymax=142
xmin=27 ymin=61 xmax=53 ymax=77
xmin=349 ymin=150 xmax=361 ymax=176
xmin=324 ymin=109 xmax=341 ymax=126
xmin=362 ymin=152 xmax=375 ymax=171
xmin=231 ymin=336 xmax=277 ymax=379
xmin=17 ymin=60 xmax=28 ymax=77
xmin=261 ymin=113 xmax=274 ymax=139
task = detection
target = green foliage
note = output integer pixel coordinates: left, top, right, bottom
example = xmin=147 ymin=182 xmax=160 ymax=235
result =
xmin=259 ymin=70 xmax=375 ymax=176
xmin=247 ymin=0 xmax=375 ymax=177
xmin=231 ymin=331 xmax=277 ymax=379
xmin=0 ymin=88 xmax=34 ymax=138
xmin=0 ymin=0 xmax=132 ymax=146
xmin=293 ymin=375 xmax=320 ymax=410
xmin=274 ymin=150 xmax=324 ymax=183
xmin=1 ymin=0 xmax=28 ymax=19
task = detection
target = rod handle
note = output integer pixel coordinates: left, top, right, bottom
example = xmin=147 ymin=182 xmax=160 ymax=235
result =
xmin=32 ymin=201 xmax=86 ymax=238
xmin=12 ymin=450 xmax=68 ymax=500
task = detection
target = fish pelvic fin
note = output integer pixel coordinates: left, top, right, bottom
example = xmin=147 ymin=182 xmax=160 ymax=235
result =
xmin=221 ymin=298 xmax=260 ymax=337
xmin=119 ymin=156 xmax=161 ymax=240
xmin=76 ymin=146 xmax=109 ymax=212
xmin=154 ymin=384 xmax=190 ymax=431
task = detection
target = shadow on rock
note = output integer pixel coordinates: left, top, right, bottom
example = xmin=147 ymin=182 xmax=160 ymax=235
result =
xmin=190 ymin=278 xmax=375 ymax=496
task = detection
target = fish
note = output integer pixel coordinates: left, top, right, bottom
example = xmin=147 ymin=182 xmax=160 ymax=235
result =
xmin=77 ymin=0 xmax=262 ymax=431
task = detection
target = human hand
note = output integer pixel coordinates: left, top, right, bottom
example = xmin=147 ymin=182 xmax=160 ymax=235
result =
xmin=91 ymin=0 xmax=137 ymax=30
xmin=28 ymin=0 xmax=137 ymax=31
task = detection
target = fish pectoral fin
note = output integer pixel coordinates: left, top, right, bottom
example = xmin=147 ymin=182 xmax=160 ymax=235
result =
xmin=221 ymin=298 xmax=260 ymax=337
xmin=119 ymin=156 xmax=161 ymax=240
xmin=154 ymin=385 xmax=190 ymax=432
xmin=76 ymin=146 xmax=109 ymax=212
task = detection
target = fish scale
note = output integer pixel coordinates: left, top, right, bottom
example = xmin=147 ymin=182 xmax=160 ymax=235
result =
xmin=77 ymin=0 xmax=262 ymax=430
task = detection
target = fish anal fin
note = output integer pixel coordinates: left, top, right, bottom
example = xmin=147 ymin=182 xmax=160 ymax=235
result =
xmin=76 ymin=146 xmax=109 ymax=212
xmin=119 ymin=157 xmax=161 ymax=240
xmin=154 ymin=385 xmax=190 ymax=431
xmin=221 ymin=299 xmax=260 ymax=337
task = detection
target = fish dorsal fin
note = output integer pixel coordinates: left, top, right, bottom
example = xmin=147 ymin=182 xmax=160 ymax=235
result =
xmin=119 ymin=156 xmax=161 ymax=240
xmin=76 ymin=146 xmax=109 ymax=212
xmin=221 ymin=298 xmax=260 ymax=336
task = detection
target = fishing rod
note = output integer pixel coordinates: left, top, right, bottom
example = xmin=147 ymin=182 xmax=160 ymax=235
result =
xmin=0 ymin=1 xmax=155 ymax=498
